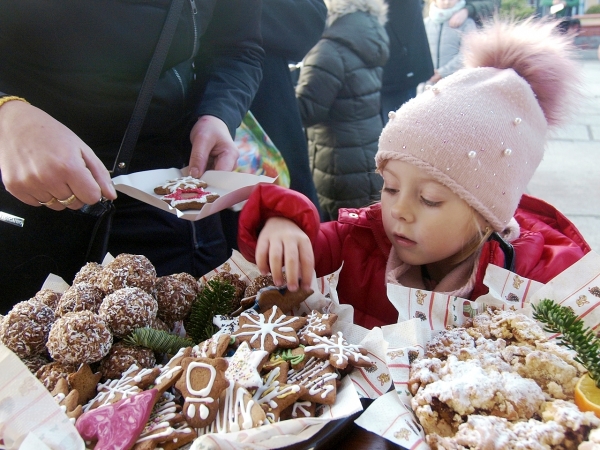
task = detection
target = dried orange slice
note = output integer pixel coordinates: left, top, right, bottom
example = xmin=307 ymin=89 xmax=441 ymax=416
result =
xmin=575 ymin=373 xmax=600 ymax=418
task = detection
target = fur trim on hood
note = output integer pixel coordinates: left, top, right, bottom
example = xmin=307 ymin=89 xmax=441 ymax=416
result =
xmin=325 ymin=0 xmax=388 ymax=27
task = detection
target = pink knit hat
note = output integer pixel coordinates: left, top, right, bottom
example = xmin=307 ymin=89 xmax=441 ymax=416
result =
xmin=376 ymin=19 xmax=581 ymax=232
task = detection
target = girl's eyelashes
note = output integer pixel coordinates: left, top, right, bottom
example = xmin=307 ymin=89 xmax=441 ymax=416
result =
xmin=382 ymin=186 xmax=398 ymax=195
xmin=421 ymin=196 xmax=442 ymax=207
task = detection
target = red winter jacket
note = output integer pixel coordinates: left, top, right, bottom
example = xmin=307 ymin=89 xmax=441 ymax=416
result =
xmin=238 ymin=184 xmax=590 ymax=329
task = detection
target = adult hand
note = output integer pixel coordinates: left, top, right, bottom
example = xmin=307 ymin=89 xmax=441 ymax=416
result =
xmin=449 ymin=7 xmax=469 ymax=28
xmin=428 ymin=71 xmax=442 ymax=85
xmin=255 ymin=216 xmax=314 ymax=292
xmin=188 ymin=115 xmax=239 ymax=178
xmin=0 ymin=101 xmax=117 ymax=210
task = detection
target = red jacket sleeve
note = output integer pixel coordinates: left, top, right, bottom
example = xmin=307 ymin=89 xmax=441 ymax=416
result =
xmin=237 ymin=183 xmax=321 ymax=264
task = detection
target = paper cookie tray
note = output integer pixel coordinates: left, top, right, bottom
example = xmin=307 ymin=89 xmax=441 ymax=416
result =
xmin=112 ymin=167 xmax=275 ymax=221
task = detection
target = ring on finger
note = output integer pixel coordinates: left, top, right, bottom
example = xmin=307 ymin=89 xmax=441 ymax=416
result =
xmin=39 ymin=197 xmax=57 ymax=207
xmin=57 ymin=194 xmax=77 ymax=206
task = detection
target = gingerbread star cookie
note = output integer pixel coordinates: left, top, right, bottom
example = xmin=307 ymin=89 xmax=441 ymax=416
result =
xmin=224 ymin=341 xmax=268 ymax=389
xmin=232 ymin=306 xmax=307 ymax=353
xmin=298 ymin=310 xmax=338 ymax=345
xmin=287 ymin=356 xmax=338 ymax=405
xmin=303 ymin=330 xmax=372 ymax=370
xmin=252 ymin=363 xmax=306 ymax=422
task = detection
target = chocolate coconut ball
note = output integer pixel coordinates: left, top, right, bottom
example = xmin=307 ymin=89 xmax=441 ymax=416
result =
xmin=154 ymin=275 xmax=195 ymax=327
xmin=36 ymin=361 xmax=78 ymax=391
xmin=55 ymin=282 xmax=105 ymax=317
xmin=21 ymin=353 xmax=51 ymax=374
xmin=34 ymin=289 xmax=62 ymax=311
xmin=172 ymin=272 xmax=202 ymax=296
xmin=0 ymin=300 xmax=55 ymax=358
xmin=211 ymin=272 xmax=248 ymax=311
xmin=98 ymin=287 xmax=157 ymax=337
xmin=148 ymin=316 xmax=171 ymax=333
xmin=244 ymin=274 xmax=277 ymax=298
xmin=99 ymin=342 xmax=156 ymax=380
xmin=46 ymin=310 xmax=113 ymax=365
xmin=72 ymin=261 xmax=104 ymax=287
xmin=99 ymin=253 xmax=157 ymax=294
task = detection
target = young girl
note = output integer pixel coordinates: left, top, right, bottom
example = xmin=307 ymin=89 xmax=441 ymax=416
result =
xmin=238 ymin=20 xmax=591 ymax=330
xmin=423 ymin=0 xmax=476 ymax=86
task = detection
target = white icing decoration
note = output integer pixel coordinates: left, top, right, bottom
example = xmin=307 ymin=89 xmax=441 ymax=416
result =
xmin=235 ymin=306 xmax=300 ymax=350
xmin=224 ymin=341 xmax=267 ymax=388
xmin=304 ymin=331 xmax=371 ymax=367
xmin=287 ymin=357 xmax=337 ymax=399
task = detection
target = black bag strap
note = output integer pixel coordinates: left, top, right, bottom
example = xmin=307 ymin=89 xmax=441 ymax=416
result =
xmin=110 ymin=0 xmax=186 ymax=176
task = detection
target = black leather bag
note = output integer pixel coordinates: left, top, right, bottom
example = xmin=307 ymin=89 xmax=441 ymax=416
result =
xmin=0 ymin=0 xmax=185 ymax=312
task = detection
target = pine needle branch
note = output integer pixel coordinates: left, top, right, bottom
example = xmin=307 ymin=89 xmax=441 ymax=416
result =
xmin=185 ymin=278 xmax=236 ymax=343
xmin=124 ymin=327 xmax=194 ymax=355
xmin=532 ymin=298 xmax=600 ymax=387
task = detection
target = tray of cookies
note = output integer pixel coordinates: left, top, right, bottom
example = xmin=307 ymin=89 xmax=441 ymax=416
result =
xmin=112 ymin=167 xmax=275 ymax=221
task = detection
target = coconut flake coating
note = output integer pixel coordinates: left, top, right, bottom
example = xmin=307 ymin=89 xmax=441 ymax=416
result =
xmin=0 ymin=300 xmax=55 ymax=358
xmin=172 ymin=272 xmax=201 ymax=296
xmin=21 ymin=353 xmax=51 ymax=374
xmin=99 ymin=341 xmax=156 ymax=380
xmin=99 ymin=253 xmax=157 ymax=294
xmin=154 ymin=275 xmax=195 ymax=326
xmin=46 ymin=310 xmax=113 ymax=365
xmin=72 ymin=262 xmax=104 ymax=287
xmin=34 ymin=289 xmax=62 ymax=311
xmin=36 ymin=361 xmax=78 ymax=391
xmin=244 ymin=274 xmax=276 ymax=298
xmin=55 ymin=282 xmax=105 ymax=317
xmin=99 ymin=287 xmax=157 ymax=337
xmin=211 ymin=272 xmax=247 ymax=310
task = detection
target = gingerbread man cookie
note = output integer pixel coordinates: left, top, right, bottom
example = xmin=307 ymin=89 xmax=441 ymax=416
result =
xmin=174 ymin=356 xmax=229 ymax=428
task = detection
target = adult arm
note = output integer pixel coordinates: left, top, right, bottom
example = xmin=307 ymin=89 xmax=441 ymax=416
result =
xmin=0 ymin=97 xmax=116 ymax=210
xmin=437 ymin=20 xmax=477 ymax=78
xmin=190 ymin=0 xmax=265 ymax=176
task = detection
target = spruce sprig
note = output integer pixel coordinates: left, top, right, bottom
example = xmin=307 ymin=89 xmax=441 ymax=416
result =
xmin=124 ymin=327 xmax=194 ymax=355
xmin=185 ymin=278 xmax=236 ymax=343
xmin=532 ymin=298 xmax=600 ymax=387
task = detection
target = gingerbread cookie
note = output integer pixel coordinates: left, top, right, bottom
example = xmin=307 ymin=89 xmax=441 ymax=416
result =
xmin=76 ymin=389 xmax=158 ymax=450
xmin=256 ymin=285 xmax=314 ymax=314
xmin=174 ymin=357 xmax=230 ymax=428
xmin=68 ymin=363 xmax=103 ymax=405
xmin=153 ymin=346 xmax=191 ymax=394
xmin=264 ymin=346 xmax=307 ymax=371
xmin=201 ymin=382 xmax=266 ymax=433
xmin=287 ymin=356 xmax=338 ymax=405
xmin=232 ymin=306 xmax=307 ymax=353
xmin=253 ymin=364 xmax=306 ymax=422
xmin=51 ymin=378 xmax=83 ymax=423
xmin=84 ymin=364 xmax=161 ymax=412
xmin=224 ymin=341 xmax=268 ymax=389
xmin=161 ymin=188 xmax=220 ymax=211
xmin=281 ymin=400 xmax=317 ymax=420
xmin=303 ymin=330 xmax=372 ymax=370
xmin=154 ymin=176 xmax=208 ymax=195
xmin=36 ymin=361 xmax=78 ymax=392
xmin=298 ymin=310 xmax=338 ymax=345
xmin=133 ymin=392 xmax=196 ymax=449
xmin=192 ymin=333 xmax=231 ymax=359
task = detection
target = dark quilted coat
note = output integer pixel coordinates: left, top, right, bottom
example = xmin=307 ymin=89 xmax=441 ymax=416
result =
xmin=296 ymin=10 xmax=389 ymax=221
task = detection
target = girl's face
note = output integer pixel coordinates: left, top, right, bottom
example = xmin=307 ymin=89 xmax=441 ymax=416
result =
xmin=435 ymin=0 xmax=459 ymax=9
xmin=381 ymin=160 xmax=486 ymax=276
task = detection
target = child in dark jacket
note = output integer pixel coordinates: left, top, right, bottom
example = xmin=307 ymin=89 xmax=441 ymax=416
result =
xmin=239 ymin=20 xmax=590 ymax=329
xmin=295 ymin=0 xmax=390 ymax=222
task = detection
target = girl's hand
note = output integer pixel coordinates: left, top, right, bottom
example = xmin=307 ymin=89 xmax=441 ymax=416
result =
xmin=0 ymin=101 xmax=117 ymax=209
xmin=255 ymin=216 xmax=315 ymax=292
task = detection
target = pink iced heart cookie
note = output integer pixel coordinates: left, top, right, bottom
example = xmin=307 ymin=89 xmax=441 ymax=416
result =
xmin=76 ymin=388 xmax=158 ymax=450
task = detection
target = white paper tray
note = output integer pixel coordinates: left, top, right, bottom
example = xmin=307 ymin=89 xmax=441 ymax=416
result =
xmin=112 ymin=168 xmax=275 ymax=221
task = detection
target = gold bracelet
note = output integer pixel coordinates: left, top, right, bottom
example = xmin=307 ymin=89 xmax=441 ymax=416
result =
xmin=0 ymin=96 xmax=29 ymax=108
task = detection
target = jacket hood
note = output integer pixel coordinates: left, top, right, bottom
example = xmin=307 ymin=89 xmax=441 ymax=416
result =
xmin=323 ymin=10 xmax=389 ymax=67
xmin=325 ymin=0 xmax=388 ymax=26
